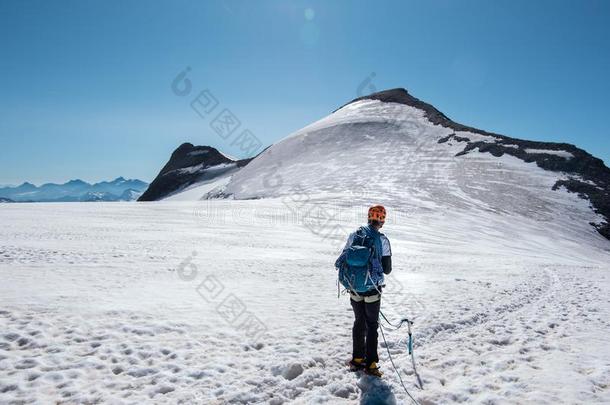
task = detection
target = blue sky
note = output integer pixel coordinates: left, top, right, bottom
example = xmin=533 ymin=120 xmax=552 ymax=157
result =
xmin=1 ymin=0 xmax=609 ymax=185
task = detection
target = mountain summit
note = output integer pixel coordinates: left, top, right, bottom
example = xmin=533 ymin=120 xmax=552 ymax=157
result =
xmin=138 ymin=143 xmax=252 ymax=201
xmin=142 ymin=88 xmax=610 ymax=242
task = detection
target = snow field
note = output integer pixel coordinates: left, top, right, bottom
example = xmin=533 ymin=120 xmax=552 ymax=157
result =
xmin=1 ymin=201 xmax=609 ymax=404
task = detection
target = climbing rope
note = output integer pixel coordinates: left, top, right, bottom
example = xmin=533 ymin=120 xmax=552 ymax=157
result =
xmin=379 ymin=322 xmax=421 ymax=405
xmin=379 ymin=310 xmax=424 ymax=390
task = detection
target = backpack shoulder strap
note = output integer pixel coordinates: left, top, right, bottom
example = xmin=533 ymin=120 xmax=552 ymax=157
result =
xmin=353 ymin=227 xmax=367 ymax=245
xmin=368 ymin=229 xmax=383 ymax=260
xmin=374 ymin=233 xmax=383 ymax=260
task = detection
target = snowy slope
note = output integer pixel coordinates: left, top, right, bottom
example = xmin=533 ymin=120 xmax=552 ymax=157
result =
xmin=223 ymin=96 xmax=608 ymax=248
xmin=0 ymin=202 xmax=609 ymax=404
xmin=160 ymin=89 xmax=609 ymax=243
xmin=162 ymin=174 xmax=233 ymax=201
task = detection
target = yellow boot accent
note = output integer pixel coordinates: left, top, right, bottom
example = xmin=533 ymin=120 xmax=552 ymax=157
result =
xmin=349 ymin=357 xmax=366 ymax=371
xmin=365 ymin=362 xmax=383 ymax=377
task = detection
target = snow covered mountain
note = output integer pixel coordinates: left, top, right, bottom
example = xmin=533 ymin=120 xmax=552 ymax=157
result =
xmin=0 ymin=177 xmax=148 ymax=202
xmin=87 ymin=177 xmax=148 ymax=196
xmin=138 ymin=143 xmax=252 ymax=201
xmin=157 ymin=88 xmax=610 ymax=243
xmin=119 ymin=188 xmax=144 ymax=201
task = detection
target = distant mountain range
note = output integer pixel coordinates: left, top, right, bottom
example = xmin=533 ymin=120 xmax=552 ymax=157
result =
xmin=0 ymin=177 xmax=148 ymax=202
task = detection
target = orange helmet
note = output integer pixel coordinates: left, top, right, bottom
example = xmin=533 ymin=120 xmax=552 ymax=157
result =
xmin=368 ymin=205 xmax=386 ymax=225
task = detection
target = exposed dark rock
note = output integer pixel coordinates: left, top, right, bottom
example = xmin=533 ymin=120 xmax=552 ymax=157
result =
xmin=453 ymin=135 xmax=471 ymax=143
xmin=437 ymin=134 xmax=453 ymax=144
xmin=554 ymin=179 xmax=610 ymax=239
xmin=345 ymin=88 xmax=610 ymax=240
xmin=138 ymin=143 xmax=252 ymax=201
xmin=438 ymin=133 xmax=471 ymax=144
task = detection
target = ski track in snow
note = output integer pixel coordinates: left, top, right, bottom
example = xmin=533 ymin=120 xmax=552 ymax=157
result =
xmin=1 ymin=201 xmax=609 ymax=404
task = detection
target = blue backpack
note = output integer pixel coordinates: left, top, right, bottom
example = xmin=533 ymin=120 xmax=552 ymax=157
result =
xmin=335 ymin=225 xmax=384 ymax=294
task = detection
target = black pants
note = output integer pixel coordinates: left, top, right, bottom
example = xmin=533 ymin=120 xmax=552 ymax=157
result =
xmin=350 ymin=297 xmax=380 ymax=365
